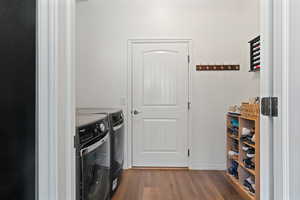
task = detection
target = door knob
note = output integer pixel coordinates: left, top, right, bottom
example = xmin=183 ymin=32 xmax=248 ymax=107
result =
xmin=132 ymin=110 xmax=141 ymax=115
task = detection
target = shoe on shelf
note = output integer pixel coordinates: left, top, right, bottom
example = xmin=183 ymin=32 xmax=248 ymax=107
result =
xmin=228 ymin=127 xmax=239 ymax=136
xmin=241 ymin=128 xmax=251 ymax=136
xmin=246 ymin=176 xmax=255 ymax=186
xmin=246 ymin=153 xmax=255 ymax=158
xmin=242 ymin=145 xmax=255 ymax=152
xmin=242 ymin=146 xmax=250 ymax=151
xmin=244 ymin=179 xmax=256 ymax=194
xmin=251 ymin=134 xmax=256 ymax=143
xmin=228 ymin=160 xmax=239 ymax=179
xmin=243 ymin=158 xmax=255 ymax=170
xmin=228 ymin=151 xmax=239 ymax=156
xmin=246 ymin=148 xmax=255 ymax=158
xmin=231 ymin=119 xmax=239 ymax=128
xmin=242 ymin=134 xmax=255 ymax=145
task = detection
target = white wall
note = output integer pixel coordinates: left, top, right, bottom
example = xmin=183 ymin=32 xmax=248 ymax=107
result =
xmin=76 ymin=0 xmax=260 ymax=169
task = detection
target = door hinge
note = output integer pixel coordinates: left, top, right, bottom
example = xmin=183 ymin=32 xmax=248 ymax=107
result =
xmin=73 ymin=136 xmax=76 ymax=148
xmin=74 ymin=135 xmax=77 ymax=148
xmin=188 ymin=55 xmax=190 ymax=64
xmin=188 ymin=149 xmax=190 ymax=157
xmin=188 ymin=101 xmax=191 ymax=110
xmin=261 ymin=97 xmax=278 ymax=117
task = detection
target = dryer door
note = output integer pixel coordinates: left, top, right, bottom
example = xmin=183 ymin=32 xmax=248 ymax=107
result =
xmin=80 ymin=135 xmax=110 ymax=200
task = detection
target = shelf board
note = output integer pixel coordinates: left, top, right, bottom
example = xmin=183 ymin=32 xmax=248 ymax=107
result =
xmin=239 ymin=161 xmax=256 ymax=176
xmin=228 ymin=155 xmax=239 ymax=162
xmin=226 ymin=173 xmax=239 ymax=183
xmin=227 ymin=113 xmax=241 ymax=118
xmin=226 ymin=173 xmax=255 ymax=200
xmin=227 ymin=126 xmax=239 ymax=131
xmin=242 ymin=141 xmax=256 ymax=148
xmin=239 ymin=116 xmax=258 ymax=121
xmin=228 ymin=134 xmax=239 ymax=141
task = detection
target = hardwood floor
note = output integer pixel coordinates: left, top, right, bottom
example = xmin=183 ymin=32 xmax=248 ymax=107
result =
xmin=112 ymin=169 xmax=244 ymax=200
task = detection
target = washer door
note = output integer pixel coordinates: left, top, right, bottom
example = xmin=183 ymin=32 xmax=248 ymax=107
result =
xmin=81 ymin=135 xmax=110 ymax=200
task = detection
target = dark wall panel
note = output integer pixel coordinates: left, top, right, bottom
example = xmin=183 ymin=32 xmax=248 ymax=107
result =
xmin=0 ymin=1 xmax=36 ymax=199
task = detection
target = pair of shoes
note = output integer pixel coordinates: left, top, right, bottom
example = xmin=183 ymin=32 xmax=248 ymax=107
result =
xmin=251 ymin=134 xmax=256 ymax=143
xmin=246 ymin=149 xmax=255 ymax=158
xmin=241 ymin=128 xmax=251 ymax=136
xmin=244 ymin=176 xmax=256 ymax=194
xmin=228 ymin=127 xmax=239 ymax=136
xmin=231 ymin=119 xmax=239 ymax=128
xmin=241 ymin=134 xmax=255 ymax=145
xmin=242 ymin=145 xmax=250 ymax=151
xmin=242 ymin=145 xmax=255 ymax=158
xmin=228 ymin=160 xmax=239 ymax=179
xmin=228 ymin=150 xmax=239 ymax=157
xmin=243 ymin=158 xmax=255 ymax=170
xmin=231 ymin=140 xmax=239 ymax=152
xmin=241 ymin=127 xmax=255 ymax=136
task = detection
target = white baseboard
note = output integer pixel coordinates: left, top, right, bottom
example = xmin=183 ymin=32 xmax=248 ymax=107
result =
xmin=190 ymin=162 xmax=226 ymax=170
xmin=123 ymin=162 xmax=226 ymax=171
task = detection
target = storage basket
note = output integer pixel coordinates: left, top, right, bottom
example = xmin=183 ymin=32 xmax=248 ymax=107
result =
xmin=240 ymin=103 xmax=260 ymax=118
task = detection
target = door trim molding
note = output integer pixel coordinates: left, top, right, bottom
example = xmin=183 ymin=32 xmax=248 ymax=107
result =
xmin=126 ymin=39 xmax=192 ymax=168
xmin=37 ymin=0 xmax=58 ymax=199
xmin=37 ymin=0 xmax=76 ymax=199
xmin=260 ymin=0 xmax=275 ymax=199
xmin=273 ymin=0 xmax=290 ymax=199
xmin=261 ymin=0 xmax=290 ymax=199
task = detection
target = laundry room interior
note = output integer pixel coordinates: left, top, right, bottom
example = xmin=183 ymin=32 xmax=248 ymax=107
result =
xmin=75 ymin=0 xmax=261 ymax=200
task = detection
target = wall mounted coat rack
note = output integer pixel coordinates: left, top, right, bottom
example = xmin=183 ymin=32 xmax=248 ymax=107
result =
xmin=196 ymin=65 xmax=240 ymax=71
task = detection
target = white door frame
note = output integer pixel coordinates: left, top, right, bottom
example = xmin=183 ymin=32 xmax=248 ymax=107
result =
xmin=38 ymin=1 xmax=287 ymax=200
xmin=37 ymin=0 xmax=76 ymax=200
xmin=261 ymin=0 xmax=290 ymax=199
xmin=37 ymin=0 xmax=58 ymax=199
xmin=272 ymin=0 xmax=293 ymax=199
xmin=126 ymin=39 xmax=192 ymax=168
xmin=260 ymin=0 xmax=274 ymax=199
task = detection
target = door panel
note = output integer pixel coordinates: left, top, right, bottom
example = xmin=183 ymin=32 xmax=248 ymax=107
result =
xmin=143 ymin=51 xmax=178 ymax=106
xmin=143 ymin=119 xmax=177 ymax=152
xmin=132 ymin=42 xmax=189 ymax=167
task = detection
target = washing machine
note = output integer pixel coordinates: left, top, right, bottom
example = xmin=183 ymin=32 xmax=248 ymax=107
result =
xmin=77 ymin=108 xmax=124 ymax=196
xmin=75 ymin=113 xmax=111 ymax=200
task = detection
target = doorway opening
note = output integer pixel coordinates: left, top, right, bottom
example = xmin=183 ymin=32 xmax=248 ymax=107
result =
xmin=73 ymin=0 xmax=273 ymax=200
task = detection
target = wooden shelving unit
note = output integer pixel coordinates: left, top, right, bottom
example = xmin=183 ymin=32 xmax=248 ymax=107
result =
xmin=226 ymin=113 xmax=260 ymax=200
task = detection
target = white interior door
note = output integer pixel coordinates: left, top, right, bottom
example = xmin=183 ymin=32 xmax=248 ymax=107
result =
xmin=131 ymin=41 xmax=189 ymax=167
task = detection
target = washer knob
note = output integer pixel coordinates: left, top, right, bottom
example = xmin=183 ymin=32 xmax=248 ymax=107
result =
xmin=99 ymin=123 xmax=106 ymax=132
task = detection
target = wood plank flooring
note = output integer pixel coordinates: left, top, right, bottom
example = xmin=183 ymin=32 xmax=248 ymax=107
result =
xmin=112 ymin=169 xmax=244 ymax=200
